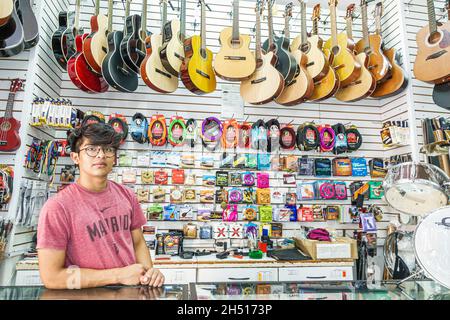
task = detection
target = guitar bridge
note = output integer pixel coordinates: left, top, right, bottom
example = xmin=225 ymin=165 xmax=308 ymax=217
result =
xmin=306 ymin=62 xmax=315 ymax=67
xmin=251 ymin=77 xmax=267 ymax=84
xmin=334 ymin=64 xmax=345 ymax=71
xmin=156 ymin=69 xmax=173 ymax=79
xmin=196 ymin=69 xmax=210 ymax=79
xmin=426 ymin=50 xmax=448 ymax=61
xmin=102 ymin=46 xmax=108 ymax=54
xmin=174 ymin=52 xmax=185 ymax=61
xmin=224 ymin=56 xmax=247 ymax=61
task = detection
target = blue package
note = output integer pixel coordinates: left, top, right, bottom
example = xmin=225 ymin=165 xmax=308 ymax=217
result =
xmin=285 ymin=205 xmax=298 ymax=221
xmin=257 ymin=153 xmax=271 ymax=170
xmin=351 ymin=158 xmax=368 ymax=176
xmin=163 ymin=204 xmax=178 ymax=221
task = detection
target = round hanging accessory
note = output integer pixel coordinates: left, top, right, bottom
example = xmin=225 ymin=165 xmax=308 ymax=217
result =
xmin=130 ymin=113 xmax=149 ymax=144
xmin=297 ymin=122 xmax=320 ymax=151
xmin=280 ymin=125 xmax=296 ymax=150
xmin=201 ymin=117 xmax=222 ymax=151
xmin=318 ymin=125 xmax=336 ymax=152
xmin=266 ymin=118 xmax=281 ymax=152
xmin=108 ymin=113 xmax=129 ymax=144
xmin=251 ymin=119 xmax=268 ymax=151
xmin=239 ymin=122 xmax=252 ymax=149
xmin=346 ymin=125 xmax=363 ymax=152
xmin=148 ymin=114 xmax=168 ymax=146
xmin=332 ymin=123 xmax=348 ymax=154
xmin=168 ymin=116 xmax=187 ymax=146
xmin=185 ymin=118 xmax=198 ymax=148
xmin=222 ymin=119 xmax=239 ymax=149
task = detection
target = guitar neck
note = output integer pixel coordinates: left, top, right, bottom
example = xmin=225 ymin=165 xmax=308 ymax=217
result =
xmin=256 ymin=4 xmax=262 ymax=62
xmin=107 ymin=0 xmax=113 ymax=32
xmin=180 ymin=0 xmax=187 ymax=42
xmin=232 ymin=0 xmax=240 ymax=42
xmin=74 ymin=0 xmax=81 ymax=31
xmin=268 ymin=0 xmax=274 ymax=47
xmin=361 ymin=2 xmax=370 ymax=50
xmin=123 ymin=0 xmax=131 ymax=33
xmin=95 ymin=0 xmax=100 ymax=16
xmin=141 ymin=0 xmax=148 ymax=36
xmin=161 ymin=1 xmax=168 ymax=34
xmin=201 ymin=1 xmax=206 ymax=52
xmin=4 ymin=93 xmax=15 ymax=120
xmin=301 ymin=1 xmax=307 ymax=44
xmin=427 ymin=0 xmax=438 ymax=34
xmin=284 ymin=13 xmax=290 ymax=39
xmin=330 ymin=3 xmax=338 ymax=47
xmin=346 ymin=16 xmax=353 ymax=39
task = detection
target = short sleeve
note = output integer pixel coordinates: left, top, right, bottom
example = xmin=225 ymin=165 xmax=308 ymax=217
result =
xmin=129 ymin=191 xmax=147 ymax=231
xmin=36 ymin=198 xmax=70 ymax=251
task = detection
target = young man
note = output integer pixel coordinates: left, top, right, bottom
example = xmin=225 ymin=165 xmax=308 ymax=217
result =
xmin=37 ymin=123 xmax=164 ymax=289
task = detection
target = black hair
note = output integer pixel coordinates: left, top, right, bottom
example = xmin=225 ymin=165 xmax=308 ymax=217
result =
xmin=67 ymin=123 xmax=122 ymax=153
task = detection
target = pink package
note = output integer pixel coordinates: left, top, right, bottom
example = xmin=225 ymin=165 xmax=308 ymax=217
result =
xmin=257 ymin=172 xmax=270 ymax=189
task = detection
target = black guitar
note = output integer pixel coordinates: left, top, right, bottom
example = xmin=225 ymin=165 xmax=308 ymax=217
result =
xmin=0 ymin=1 xmax=25 ymax=57
xmin=433 ymin=83 xmax=450 ymax=110
xmin=17 ymin=0 xmax=39 ymax=49
xmin=120 ymin=0 xmax=149 ymax=74
xmin=102 ymin=0 xmax=138 ymax=92
xmin=262 ymin=1 xmax=297 ymax=85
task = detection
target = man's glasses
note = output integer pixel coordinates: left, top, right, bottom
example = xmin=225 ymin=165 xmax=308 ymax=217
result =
xmin=79 ymin=145 xmax=116 ymax=158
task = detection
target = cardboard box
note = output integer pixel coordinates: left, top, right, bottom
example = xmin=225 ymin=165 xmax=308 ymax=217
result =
xmin=294 ymin=237 xmax=358 ymax=260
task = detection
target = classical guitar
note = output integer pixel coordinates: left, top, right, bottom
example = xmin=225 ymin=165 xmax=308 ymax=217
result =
xmin=16 ymin=0 xmax=39 ymax=49
xmin=181 ymin=0 xmax=216 ymax=95
xmin=120 ymin=0 xmax=148 ymax=74
xmin=355 ymin=0 xmax=391 ymax=84
xmin=214 ymin=0 xmax=256 ymax=81
xmin=160 ymin=0 xmax=187 ymax=76
xmin=240 ymin=0 xmax=284 ymax=105
xmin=0 ymin=0 xmax=13 ymax=27
xmin=335 ymin=3 xmax=376 ymax=102
xmin=141 ymin=0 xmax=179 ymax=93
xmin=83 ymin=0 xmax=109 ymax=74
xmin=0 ymin=79 xmax=23 ymax=152
xmin=308 ymin=4 xmax=339 ymax=101
xmin=102 ymin=0 xmax=138 ymax=92
xmin=371 ymin=2 xmax=408 ymax=98
xmin=414 ymin=0 xmax=450 ymax=84
xmin=275 ymin=3 xmax=314 ymax=105
xmin=323 ymin=0 xmax=361 ymax=87
xmin=262 ymin=0 xmax=297 ymax=85
xmin=290 ymin=1 xmax=329 ymax=82
xmin=0 ymin=0 xmax=24 ymax=57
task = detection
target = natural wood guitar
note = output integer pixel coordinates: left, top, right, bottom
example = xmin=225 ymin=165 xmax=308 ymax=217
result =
xmin=0 ymin=0 xmax=13 ymax=27
xmin=214 ymin=0 xmax=256 ymax=81
xmin=0 ymin=0 xmax=24 ymax=57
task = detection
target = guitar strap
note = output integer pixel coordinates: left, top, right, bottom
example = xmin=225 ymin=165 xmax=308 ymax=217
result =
xmin=297 ymin=123 xmax=320 ymax=151
xmin=318 ymin=125 xmax=336 ymax=152
xmin=280 ymin=125 xmax=296 ymax=150
xmin=332 ymin=123 xmax=348 ymax=154
xmin=222 ymin=119 xmax=239 ymax=149
xmin=266 ymin=119 xmax=280 ymax=153
xmin=108 ymin=114 xmax=129 ymax=144
xmin=185 ymin=119 xmax=198 ymax=148
xmin=346 ymin=125 xmax=363 ymax=152
xmin=239 ymin=122 xmax=252 ymax=149
xmin=130 ymin=113 xmax=148 ymax=144
xmin=168 ymin=116 xmax=187 ymax=147
xmin=148 ymin=115 xmax=168 ymax=146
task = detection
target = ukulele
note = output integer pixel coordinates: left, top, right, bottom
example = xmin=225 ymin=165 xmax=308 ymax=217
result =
xmin=275 ymin=3 xmax=314 ymax=105
xmin=160 ymin=0 xmax=187 ymax=76
xmin=414 ymin=0 xmax=450 ymax=84
xmin=120 ymin=0 xmax=148 ymax=74
xmin=141 ymin=0 xmax=179 ymax=93
xmin=335 ymin=3 xmax=376 ymax=102
xmin=180 ymin=0 xmax=217 ymax=95
xmin=83 ymin=0 xmax=109 ymax=74
xmin=290 ymin=1 xmax=329 ymax=82
xmin=240 ymin=0 xmax=284 ymax=105
xmin=262 ymin=0 xmax=297 ymax=85
xmin=67 ymin=0 xmax=109 ymax=93
xmin=355 ymin=0 xmax=391 ymax=84
xmin=323 ymin=0 xmax=361 ymax=87
xmin=371 ymin=2 xmax=408 ymax=98
xmin=17 ymin=0 xmax=39 ymax=49
xmin=0 ymin=0 xmax=24 ymax=57
xmin=102 ymin=0 xmax=138 ymax=92
xmin=308 ymin=4 xmax=339 ymax=101
xmin=0 ymin=79 xmax=23 ymax=152
xmin=0 ymin=0 xmax=13 ymax=27
xmin=214 ymin=0 xmax=256 ymax=81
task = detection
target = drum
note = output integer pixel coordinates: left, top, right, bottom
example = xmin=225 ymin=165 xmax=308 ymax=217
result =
xmin=383 ymin=231 xmax=416 ymax=277
xmin=383 ymin=162 xmax=450 ymax=216
xmin=414 ymin=206 xmax=450 ymax=289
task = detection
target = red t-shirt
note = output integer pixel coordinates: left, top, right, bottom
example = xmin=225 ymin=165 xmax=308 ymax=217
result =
xmin=37 ymin=180 xmax=147 ymax=270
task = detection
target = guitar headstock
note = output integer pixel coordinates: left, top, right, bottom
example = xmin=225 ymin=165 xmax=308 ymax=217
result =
xmin=313 ymin=4 xmax=321 ymax=21
xmin=346 ymin=3 xmax=356 ymax=20
xmin=328 ymin=0 xmax=339 ymax=7
xmin=9 ymin=79 xmax=24 ymax=94
xmin=256 ymin=0 xmax=265 ymax=14
xmin=284 ymin=2 xmax=293 ymax=18
xmin=360 ymin=0 xmax=368 ymax=8
xmin=375 ymin=2 xmax=383 ymax=18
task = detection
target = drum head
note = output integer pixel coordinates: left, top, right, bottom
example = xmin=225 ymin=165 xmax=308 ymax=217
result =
xmin=414 ymin=206 xmax=450 ymax=289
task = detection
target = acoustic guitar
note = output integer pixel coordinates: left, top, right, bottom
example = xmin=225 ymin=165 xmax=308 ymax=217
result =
xmin=0 ymin=0 xmax=13 ymax=27
xmin=262 ymin=0 xmax=297 ymax=85
xmin=17 ymin=0 xmax=39 ymax=49
xmin=0 ymin=0 xmax=24 ymax=57
xmin=323 ymin=0 xmax=361 ymax=87
xmin=355 ymin=0 xmax=391 ymax=84
xmin=414 ymin=0 xmax=450 ymax=84
xmin=240 ymin=0 xmax=284 ymax=105
xmin=335 ymin=3 xmax=376 ymax=102
xmin=308 ymin=4 xmax=339 ymax=101
xmin=275 ymin=3 xmax=314 ymax=105
xmin=181 ymin=0 xmax=216 ymax=95
xmin=371 ymin=2 xmax=408 ymax=98
xmin=83 ymin=0 xmax=109 ymax=74
xmin=120 ymin=0 xmax=148 ymax=74
xmin=102 ymin=0 xmax=138 ymax=92
xmin=290 ymin=1 xmax=329 ymax=82
xmin=141 ymin=0 xmax=179 ymax=93
xmin=0 ymin=79 xmax=23 ymax=152
xmin=214 ymin=0 xmax=256 ymax=81
xmin=160 ymin=0 xmax=187 ymax=77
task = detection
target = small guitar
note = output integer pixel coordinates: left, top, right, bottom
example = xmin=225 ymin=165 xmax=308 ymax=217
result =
xmin=83 ymin=0 xmax=109 ymax=74
xmin=141 ymin=0 xmax=179 ymax=93
xmin=308 ymin=4 xmax=339 ymax=101
xmin=335 ymin=3 xmax=376 ymax=102
xmin=214 ymin=0 xmax=256 ymax=81
xmin=355 ymin=0 xmax=391 ymax=84
xmin=0 ymin=79 xmax=23 ymax=152
xmin=180 ymin=0 xmax=217 ymax=95
xmin=102 ymin=0 xmax=138 ymax=92
xmin=371 ymin=2 xmax=408 ymax=98
xmin=120 ymin=0 xmax=148 ymax=74
xmin=160 ymin=0 xmax=187 ymax=76
xmin=0 ymin=0 xmax=13 ymax=27
xmin=240 ymin=0 xmax=284 ymax=105
xmin=414 ymin=0 xmax=450 ymax=84
xmin=323 ymin=0 xmax=361 ymax=87
xmin=262 ymin=0 xmax=297 ymax=85
xmin=17 ymin=0 xmax=39 ymax=49
xmin=275 ymin=3 xmax=314 ymax=105
xmin=0 ymin=0 xmax=24 ymax=57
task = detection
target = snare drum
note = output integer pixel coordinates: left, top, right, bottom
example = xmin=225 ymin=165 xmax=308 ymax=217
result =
xmin=383 ymin=162 xmax=450 ymax=216
xmin=414 ymin=206 xmax=450 ymax=289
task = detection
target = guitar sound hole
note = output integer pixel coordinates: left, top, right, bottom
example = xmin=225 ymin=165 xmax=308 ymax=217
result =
xmin=331 ymin=46 xmax=340 ymax=57
xmin=1 ymin=122 xmax=11 ymax=131
xmin=301 ymin=43 xmax=310 ymax=54
xmin=429 ymin=31 xmax=442 ymax=45
xmin=200 ymin=49 xmax=207 ymax=60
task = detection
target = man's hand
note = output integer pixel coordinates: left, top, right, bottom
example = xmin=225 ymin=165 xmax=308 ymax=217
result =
xmin=140 ymin=268 xmax=165 ymax=287
xmin=117 ymin=264 xmax=146 ymax=286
